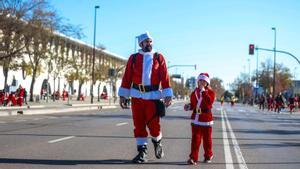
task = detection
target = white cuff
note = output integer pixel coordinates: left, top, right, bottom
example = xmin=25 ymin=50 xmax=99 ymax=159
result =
xmin=118 ymin=87 xmax=130 ymax=97
xmin=136 ymin=137 xmax=148 ymax=145
xmin=152 ymin=132 xmax=162 ymax=142
xmin=162 ymin=88 xmax=173 ymax=98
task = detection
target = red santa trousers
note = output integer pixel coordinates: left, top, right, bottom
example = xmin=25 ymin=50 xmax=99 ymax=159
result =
xmin=131 ymin=98 xmax=161 ymax=144
xmin=190 ymin=124 xmax=213 ymax=162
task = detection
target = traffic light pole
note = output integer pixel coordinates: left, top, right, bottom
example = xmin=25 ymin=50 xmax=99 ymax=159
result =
xmin=167 ymin=64 xmax=197 ymax=69
xmin=255 ymin=47 xmax=300 ymax=65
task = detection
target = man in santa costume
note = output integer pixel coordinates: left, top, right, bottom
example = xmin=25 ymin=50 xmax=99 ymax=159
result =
xmin=118 ymin=32 xmax=173 ymax=163
xmin=184 ymin=73 xmax=215 ymax=165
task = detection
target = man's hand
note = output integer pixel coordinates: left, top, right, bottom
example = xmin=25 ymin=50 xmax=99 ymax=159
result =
xmin=164 ymin=96 xmax=172 ymax=107
xmin=119 ymin=96 xmax=126 ymax=109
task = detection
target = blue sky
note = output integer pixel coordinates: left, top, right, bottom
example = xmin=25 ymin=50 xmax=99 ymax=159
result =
xmin=49 ymin=0 xmax=300 ymax=88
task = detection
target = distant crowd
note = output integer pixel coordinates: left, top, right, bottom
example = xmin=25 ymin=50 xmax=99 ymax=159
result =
xmin=257 ymin=92 xmax=299 ymax=113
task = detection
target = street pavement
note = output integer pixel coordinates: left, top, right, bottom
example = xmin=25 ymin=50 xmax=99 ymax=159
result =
xmin=0 ymin=101 xmax=299 ymax=169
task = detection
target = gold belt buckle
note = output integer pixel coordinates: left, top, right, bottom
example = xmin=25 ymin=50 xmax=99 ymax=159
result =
xmin=197 ymin=108 xmax=202 ymax=114
xmin=138 ymin=84 xmax=146 ymax=93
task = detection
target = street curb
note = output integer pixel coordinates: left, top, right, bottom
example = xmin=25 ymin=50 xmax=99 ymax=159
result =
xmin=0 ymin=105 xmax=118 ymax=117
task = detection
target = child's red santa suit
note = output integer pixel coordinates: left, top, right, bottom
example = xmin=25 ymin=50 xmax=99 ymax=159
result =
xmin=186 ymin=73 xmax=215 ymax=164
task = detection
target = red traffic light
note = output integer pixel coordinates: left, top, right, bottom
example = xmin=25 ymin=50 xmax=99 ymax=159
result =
xmin=249 ymin=44 xmax=255 ymax=55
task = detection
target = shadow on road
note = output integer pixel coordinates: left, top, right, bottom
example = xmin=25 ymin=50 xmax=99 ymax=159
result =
xmin=0 ymin=158 xmax=300 ymax=166
xmin=0 ymin=158 xmax=189 ymax=165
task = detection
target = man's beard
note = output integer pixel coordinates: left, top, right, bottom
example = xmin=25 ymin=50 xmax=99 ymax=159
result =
xmin=143 ymin=45 xmax=152 ymax=52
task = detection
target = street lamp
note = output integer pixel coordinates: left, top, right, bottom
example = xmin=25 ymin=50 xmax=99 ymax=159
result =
xmin=271 ymin=27 xmax=276 ymax=99
xmin=91 ymin=5 xmax=100 ymax=104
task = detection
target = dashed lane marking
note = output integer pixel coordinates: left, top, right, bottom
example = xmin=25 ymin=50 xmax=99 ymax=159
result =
xmin=48 ymin=136 xmax=75 ymax=144
xmin=116 ymin=122 xmax=128 ymax=126
xmin=15 ymin=120 xmax=27 ymax=122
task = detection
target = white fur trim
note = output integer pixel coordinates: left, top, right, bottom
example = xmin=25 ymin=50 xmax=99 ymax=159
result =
xmin=192 ymin=120 xmax=214 ymax=126
xmin=136 ymin=137 xmax=148 ymax=145
xmin=152 ymin=132 xmax=162 ymax=142
xmin=162 ymin=88 xmax=173 ymax=98
xmin=142 ymin=52 xmax=153 ymax=85
xmin=197 ymin=75 xmax=210 ymax=84
xmin=137 ymin=32 xmax=153 ymax=44
xmin=118 ymin=87 xmax=130 ymax=97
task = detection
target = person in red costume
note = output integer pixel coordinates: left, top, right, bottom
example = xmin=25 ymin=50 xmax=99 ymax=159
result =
xmin=16 ymin=85 xmax=25 ymax=106
xmin=118 ymin=32 xmax=173 ymax=163
xmin=184 ymin=73 xmax=215 ymax=165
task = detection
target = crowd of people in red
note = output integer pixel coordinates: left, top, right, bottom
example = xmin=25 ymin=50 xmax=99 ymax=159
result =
xmin=0 ymin=85 xmax=111 ymax=107
xmin=258 ymin=93 xmax=300 ymax=113
xmin=0 ymin=85 xmax=27 ymax=106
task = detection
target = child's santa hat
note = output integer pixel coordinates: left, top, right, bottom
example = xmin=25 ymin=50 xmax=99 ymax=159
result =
xmin=197 ymin=73 xmax=210 ymax=84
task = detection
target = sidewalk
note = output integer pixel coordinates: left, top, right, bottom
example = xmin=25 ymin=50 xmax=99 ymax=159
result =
xmin=0 ymin=97 xmax=119 ymax=117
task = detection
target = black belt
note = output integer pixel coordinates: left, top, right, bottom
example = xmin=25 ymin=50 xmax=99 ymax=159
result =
xmin=193 ymin=109 xmax=211 ymax=114
xmin=132 ymin=83 xmax=159 ymax=93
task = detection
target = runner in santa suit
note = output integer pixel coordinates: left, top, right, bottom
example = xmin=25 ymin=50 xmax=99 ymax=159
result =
xmin=118 ymin=32 xmax=173 ymax=163
xmin=184 ymin=73 xmax=215 ymax=165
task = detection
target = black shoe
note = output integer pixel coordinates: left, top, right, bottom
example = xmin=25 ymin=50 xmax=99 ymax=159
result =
xmin=152 ymin=139 xmax=164 ymax=159
xmin=132 ymin=145 xmax=148 ymax=163
xmin=203 ymin=156 xmax=213 ymax=163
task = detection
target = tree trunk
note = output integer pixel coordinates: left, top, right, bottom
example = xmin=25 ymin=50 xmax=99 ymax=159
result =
xmin=53 ymin=78 xmax=56 ymax=101
xmin=3 ymin=67 xmax=8 ymax=87
xmin=97 ymin=82 xmax=101 ymax=102
xmin=77 ymin=82 xmax=83 ymax=101
xmin=29 ymin=67 xmax=37 ymax=102
xmin=58 ymin=77 xmax=61 ymax=93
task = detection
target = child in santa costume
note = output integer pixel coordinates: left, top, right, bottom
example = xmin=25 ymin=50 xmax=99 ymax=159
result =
xmin=118 ymin=32 xmax=173 ymax=163
xmin=184 ymin=73 xmax=215 ymax=165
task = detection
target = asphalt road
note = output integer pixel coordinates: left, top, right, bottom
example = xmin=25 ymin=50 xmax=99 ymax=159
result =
xmin=0 ymin=102 xmax=299 ymax=169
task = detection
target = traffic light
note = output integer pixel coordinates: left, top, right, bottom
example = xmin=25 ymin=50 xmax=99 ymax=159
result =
xmin=249 ymin=44 xmax=255 ymax=55
xmin=108 ymin=68 xmax=115 ymax=77
xmin=171 ymin=74 xmax=181 ymax=79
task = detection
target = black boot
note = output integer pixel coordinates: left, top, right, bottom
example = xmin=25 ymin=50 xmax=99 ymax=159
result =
xmin=132 ymin=145 xmax=148 ymax=163
xmin=152 ymin=139 xmax=164 ymax=159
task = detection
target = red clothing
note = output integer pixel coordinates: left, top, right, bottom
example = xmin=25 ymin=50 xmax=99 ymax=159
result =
xmin=189 ymin=87 xmax=215 ymax=125
xmin=131 ymin=98 xmax=160 ymax=140
xmin=190 ymin=125 xmax=213 ymax=162
xmin=118 ymin=51 xmax=173 ymax=145
xmin=16 ymin=88 xmax=25 ymax=106
xmin=118 ymin=51 xmax=172 ymax=100
xmin=187 ymin=86 xmax=215 ymax=162
xmin=267 ymin=97 xmax=274 ymax=111
xmin=289 ymin=97 xmax=295 ymax=112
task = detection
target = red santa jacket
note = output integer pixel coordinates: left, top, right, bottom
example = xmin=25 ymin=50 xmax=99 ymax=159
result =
xmin=118 ymin=50 xmax=173 ymax=100
xmin=188 ymin=87 xmax=215 ymax=126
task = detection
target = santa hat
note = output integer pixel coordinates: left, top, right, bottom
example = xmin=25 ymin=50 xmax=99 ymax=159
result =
xmin=137 ymin=32 xmax=153 ymax=44
xmin=197 ymin=73 xmax=210 ymax=84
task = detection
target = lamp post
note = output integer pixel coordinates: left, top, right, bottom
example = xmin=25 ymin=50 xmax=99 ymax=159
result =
xmin=91 ymin=5 xmax=100 ymax=104
xmin=272 ymin=27 xmax=276 ymax=99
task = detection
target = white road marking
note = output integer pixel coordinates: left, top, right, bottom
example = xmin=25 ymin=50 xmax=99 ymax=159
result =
xmin=15 ymin=120 xmax=27 ymax=122
xmin=48 ymin=136 xmax=75 ymax=143
xmin=0 ymin=121 xmax=6 ymax=124
xmin=221 ymin=109 xmax=234 ymax=169
xmin=116 ymin=122 xmax=128 ymax=126
xmin=224 ymin=109 xmax=249 ymax=169
xmin=33 ymin=118 xmax=43 ymax=121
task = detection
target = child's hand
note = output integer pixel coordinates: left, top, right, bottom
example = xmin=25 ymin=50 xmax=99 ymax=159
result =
xmin=184 ymin=103 xmax=191 ymax=111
